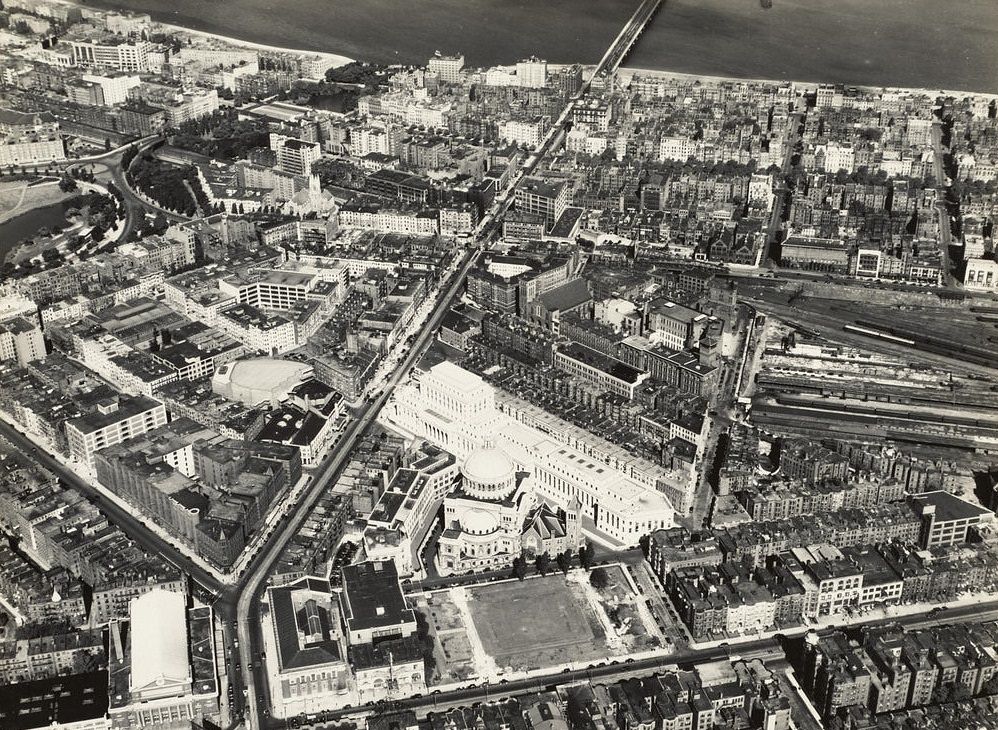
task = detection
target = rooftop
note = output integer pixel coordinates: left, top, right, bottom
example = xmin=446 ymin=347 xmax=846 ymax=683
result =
xmin=340 ymin=560 xmax=414 ymax=633
xmin=0 ymin=671 xmax=108 ymax=730
xmin=912 ymin=491 xmax=993 ymax=523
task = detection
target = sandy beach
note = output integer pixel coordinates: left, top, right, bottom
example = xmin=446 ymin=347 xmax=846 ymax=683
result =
xmin=50 ymin=0 xmax=354 ymax=69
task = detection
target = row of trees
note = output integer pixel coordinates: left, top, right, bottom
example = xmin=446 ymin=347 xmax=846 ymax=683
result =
xmin=508 ymin=543 xmax=599 ymax=581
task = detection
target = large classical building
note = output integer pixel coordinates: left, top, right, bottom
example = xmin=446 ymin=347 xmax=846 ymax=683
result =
xmin=106 ymin=589 xmax=219 ymax=729
xmin=383 ymin=361 xmax=676 ymax=547
xmin=263 ymin=577 xmax=352 ymax=719
xmin=436 ymin=447 xmax=583 ymax=575
xmin=263 ymin=561 xmax=425 ymax=718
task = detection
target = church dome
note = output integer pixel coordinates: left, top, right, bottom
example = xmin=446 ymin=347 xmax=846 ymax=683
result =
xmin=462 ymin=507 xmax=500 ymax=536
xmin=463 ymin=448 xmax=514 ymax=484
xmin=461 ymin=447 xmax=517 ymax=501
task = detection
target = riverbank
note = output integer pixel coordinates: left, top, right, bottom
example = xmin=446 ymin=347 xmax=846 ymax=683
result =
xmin=68 ymin=0 xmax=998 ymax=93
xmin=53 ymin=0 xmax=354 ymax=68
xmin=619 ymin=67 xmax=998 ymax=102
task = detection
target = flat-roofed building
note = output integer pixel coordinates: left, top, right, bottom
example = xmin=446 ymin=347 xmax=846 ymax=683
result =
xmin=339 ymin=560 xmax=416 ymax=645
xmin=0 ymin=108 xmax=66 ymax=167
xmin=909 ymin=491 xmax=994 ymax=548
xmin=515 ymin=176 xmax=569 ymax=228
xmin=0 ymin=316 xmax=45 ymax=366
xmin=553 ymin=342 xmax=649 ymax=400
xmin=0 ymin=670 xmax=110 ymax=730
xmin=339 ymin=560 xmax=425 ymax=704
xmin=64 ymin=394 xmax=167 ymax=466
xmin=427 ymin=52 xmax=464 ymax=84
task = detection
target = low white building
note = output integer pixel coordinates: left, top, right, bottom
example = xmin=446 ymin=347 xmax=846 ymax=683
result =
xmin=965 ymin=257 xmax=998 ymax=292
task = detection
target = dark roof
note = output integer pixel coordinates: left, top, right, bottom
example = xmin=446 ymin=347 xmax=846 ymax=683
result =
xmin=290 ymin=378 xmax=335 ymax=401
xmin=271 ymin=577 xmax=343 ymax=671
xmin=536 ymin=278 xmax=591 ymax=313
xmin=340 ymin=561 xmax=414 ymax=633
xmin=558 ymin=342 xmax=642 ymax=384
xmin=913 ymin=491 xmax=993 ymax=523
xmin=66 ymin=394 xmax=162 ymax=434
xmin=0 ymin=671 xmax=109 ymax=730
xmin=348 ymin=635 xmax=423 ymax=670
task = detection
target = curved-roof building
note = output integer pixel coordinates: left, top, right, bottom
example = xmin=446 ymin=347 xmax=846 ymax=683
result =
xmin=129 ymin=589 xmax=190 ymax=697
xmin=461 ymin=507 xmax=501 ymax=536
xmin=461 ymin=447 xmax=516 ymax=501
xmin=212 ymin=357 xmax=312 ymax=407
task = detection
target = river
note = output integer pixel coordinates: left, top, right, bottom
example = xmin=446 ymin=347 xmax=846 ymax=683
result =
xmin=84 ymin=0 xmax=997 ymax=92
xmin=0 ymin=196 xmax=83 ymax=264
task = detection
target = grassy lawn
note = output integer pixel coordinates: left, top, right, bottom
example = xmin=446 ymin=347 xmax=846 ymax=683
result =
xmin=0 ymin=180 xmax=72 ymax=225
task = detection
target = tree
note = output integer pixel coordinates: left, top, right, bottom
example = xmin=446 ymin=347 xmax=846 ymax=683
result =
xmin=556 ymin=550 xmax=571 ymax=575
xmin=589 ymin=567 xmax=609 ymax=591
xmin=510 ymin=556 xmax=527 ymax=581
xmin=535 ymin=552 xmax=550 ymax=577
xmin=579 ymin=543 xmax=595 ymax=571
xmin=58 ymin=176 xmax=78 ymax=193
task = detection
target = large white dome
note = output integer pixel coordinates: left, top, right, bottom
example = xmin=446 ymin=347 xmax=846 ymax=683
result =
xmin=462 ymin=448 xmax=514 ymax=485
xmin=461 ymin=447 xmax=517 ymax=501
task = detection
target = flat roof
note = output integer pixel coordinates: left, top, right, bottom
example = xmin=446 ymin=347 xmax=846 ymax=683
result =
xmin=66 ymin=394 xmax=162 ymax=435
xmin=913 ymin=491 xmax=993 ymax=523
xmin=426 ymin=360 xmax=488 ymax=394
xmin=558 ymin=342 xmax=643 ymax=384
xmin=0 ymin=671 xmax=109 ymax=730
xmin=340 ymin=561 xmax=414 ymax=632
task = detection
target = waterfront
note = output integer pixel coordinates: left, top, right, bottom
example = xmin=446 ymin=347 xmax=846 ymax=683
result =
xmin=85 ymin=0 xmax=998 ymax=92
xmin=0 ymin=196 xmax=82 ymax=264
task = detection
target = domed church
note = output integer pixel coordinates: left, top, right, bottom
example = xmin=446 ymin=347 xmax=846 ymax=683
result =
xmin=435 ymin=446 xmax=582 ymax=576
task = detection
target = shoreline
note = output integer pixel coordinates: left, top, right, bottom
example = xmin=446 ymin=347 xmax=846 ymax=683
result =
xmin=47 ymin=0 xmax=998 ymax=98
xmin=150 ymin=22 xmax=354 ymax=70
xmin=618 ymin=67 xmax=998 ymax=102
xmin=54 ymin=0 xmax=355 ymax=68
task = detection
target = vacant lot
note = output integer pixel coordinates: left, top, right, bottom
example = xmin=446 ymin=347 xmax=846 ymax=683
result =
xmin=415 ymin=592 xmax=475 ymax=685
xmin=466 ymin=577 xmax=609 ymax=672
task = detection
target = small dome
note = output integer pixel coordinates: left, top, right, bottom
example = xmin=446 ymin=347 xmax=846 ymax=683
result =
xmin=462 ymin=448 xmax=515 ymax=486
xmin=462 ymin=507 xmax=500 ymax=535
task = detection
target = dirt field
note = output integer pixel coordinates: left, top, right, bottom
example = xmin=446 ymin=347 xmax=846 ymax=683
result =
xmin=415 ymin=592 xmax=475 ymax=685
xmin=466 ymin=577 xmax=610 ymax=672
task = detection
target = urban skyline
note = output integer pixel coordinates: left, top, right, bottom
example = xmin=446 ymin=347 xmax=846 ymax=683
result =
xmin=0 ymin=2 xmax=997 ymax=730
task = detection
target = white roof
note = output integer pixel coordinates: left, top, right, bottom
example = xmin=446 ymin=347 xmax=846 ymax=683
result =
xmin=462 ymin=447 xmax=515 ymax=485
xmin=427 ymin=360 xmax=486 ymax=394
xmin=129 ymin=589 xmax=190 ymax=692
xmin=462 ymin=507 xmax=501 ymax=535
